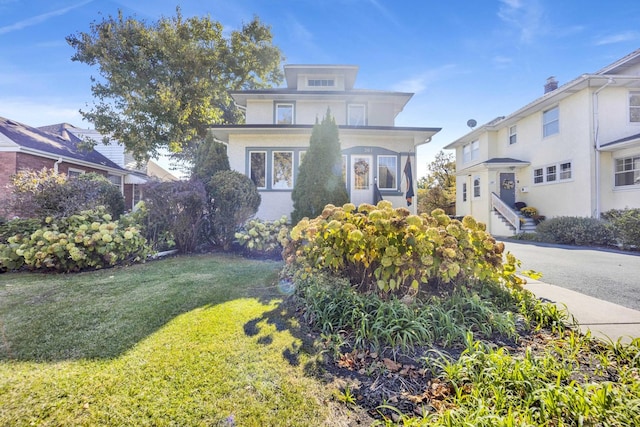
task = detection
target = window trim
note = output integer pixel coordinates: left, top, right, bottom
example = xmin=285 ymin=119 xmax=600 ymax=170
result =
xmin=249 ymin=150 xmax=267 ymax=189
xmin=462 ymin=182 xmax=467 ymax=202
xmin=473 ymin=176 xmax=481 ymax=198
xmin=66 ymin=168 xmax=85 ymax=178
xmin=629 ymin=91 xmax=640 ymax=124
xmin=308 ymin=78 xmax=335 ymax=87
xmin=533 ymin=161 xmax=572 ymax=185
xmin=463 ymin=140 xmax=479 ymax=164
xmin=542 ymin=106 xmax=559 ymax=137
xmin=347 ymin=104 xmax=367 ymax=126
xmin=376 ymin=154 xmax=398 ymax=190
xmin=614 ymin=154 xmax=640 ymax=187
xmin=271 ymin=150 xmax=294 ymax=190
xmin=274 ymin=102 xmax=295 ymax=125
xmin=508 ymin=125 xmax=517 ymax=145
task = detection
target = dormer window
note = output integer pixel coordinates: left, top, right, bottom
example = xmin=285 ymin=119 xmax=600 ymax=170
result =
xmin=308 ymin=79 xmax=335 ymax=87
xmin=275 ymin=103 xmax=294 ymax=124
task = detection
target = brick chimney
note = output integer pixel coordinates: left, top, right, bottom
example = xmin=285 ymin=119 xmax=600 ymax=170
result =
xmin=544 ymin=76 xmax=558 ymax=94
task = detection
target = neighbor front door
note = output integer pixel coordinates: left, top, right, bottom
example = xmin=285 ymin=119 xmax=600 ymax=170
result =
xmin=499 ymin=172 xmax=516 ymax=208
xmin=350 ymin=155 xmax=373 ymax=206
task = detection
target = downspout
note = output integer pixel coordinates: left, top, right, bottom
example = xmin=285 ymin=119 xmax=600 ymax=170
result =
xmin=592 ymin=77 xmax=615 ymax=218
xmin=53 ymin=157 xmax=63 ymax=173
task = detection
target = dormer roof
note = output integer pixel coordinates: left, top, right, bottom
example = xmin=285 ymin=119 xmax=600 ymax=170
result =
xmin=284 ymin=64 xmax=359 ymax=90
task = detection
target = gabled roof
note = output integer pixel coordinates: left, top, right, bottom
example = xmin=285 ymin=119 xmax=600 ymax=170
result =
xmin=284 ymin=64 xmax=359 ymax=89
xmin=0 ymin=117 xmax=124 ymax=171
xmin=445 ymin=48 xmax=640 ymax=149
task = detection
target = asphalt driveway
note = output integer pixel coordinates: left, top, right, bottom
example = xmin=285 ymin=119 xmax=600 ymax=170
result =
xmin=499 ymin=240 xmax=640 ymax=311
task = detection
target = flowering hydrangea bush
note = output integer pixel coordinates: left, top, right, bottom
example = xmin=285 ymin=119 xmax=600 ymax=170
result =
xmin=283 ymin=201 xmax=521 ymax=297
xmin=0 ymin=207 xmax=149 ymax=272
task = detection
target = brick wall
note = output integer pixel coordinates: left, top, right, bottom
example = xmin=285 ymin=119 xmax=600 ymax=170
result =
xmin=0 ymin=152 xmax=18 ymax=190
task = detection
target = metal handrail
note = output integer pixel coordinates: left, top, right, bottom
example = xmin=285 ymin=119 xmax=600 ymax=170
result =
xmin=491 ymin=192 xmax=521 ymax=233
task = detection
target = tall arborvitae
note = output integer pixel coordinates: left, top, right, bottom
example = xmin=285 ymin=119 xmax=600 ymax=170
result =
xmin=191 ymin=131 xmax=231 ymax=184
xmin=291 ymin=109 xmax=349 ymax=223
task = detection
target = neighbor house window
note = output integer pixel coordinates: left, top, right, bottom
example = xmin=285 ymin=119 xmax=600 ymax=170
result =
xmin=533 ymin=168 xmax=544 ymax=184
xmin=377 ymin=155 xmax=397 ymax=190
xmin=308 ymin=79 xmax=334 ymax=87
xmin=509 ymin=125 xmax=517 ymax=145
xmin=66 ymin=168 xmax=84 ymax=178
xmin=615 ymin=155 xmax=640 ymax=186
xmin=463 ymin=140 xmax=480 ymax=163
xmin=543 ymin=106 xmax=559 ymax=137
xmin=462 ymin=182 xmax=467 ymax=202
xmin=133 ymin=184 xmax=142 ymax=207
xmin=630 ymin=92 xmax=640 ymax=123
xmin=275 ymin=103 xmax=294 ymax=124
xmin=249 ymin=151 xmax=266 ymax=188
xmin=272 ymin=151 xmax=293 ymax=189
xmin=534 ymin=161 xmax=572 ymax=184
xmin=546 ymin=165 xmax=557 ymax=182
xmin=473 ymin=176 xmax=480 ymax=197
xmin=559 ymin=162 xmax=572 ymax=180
xmin=348 ymin=104 xmax=366 ymax=126
xmin=107 ymin=174 xmax=122 ymax=186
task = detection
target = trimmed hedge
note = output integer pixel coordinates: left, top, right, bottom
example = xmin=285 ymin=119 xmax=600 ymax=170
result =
xmin=535 ymin=216 xmax=614 ymax=246
xmin=602 ymin=208 xmax=640 ymax=249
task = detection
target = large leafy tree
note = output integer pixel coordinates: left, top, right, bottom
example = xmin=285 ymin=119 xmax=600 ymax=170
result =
xmin=291 ymin=110 xmax=349 ymax=223
xmin=417 ymin=150 xmax=456 ymax=215
xmin=67 ymin=8 xmax=284 ymax=161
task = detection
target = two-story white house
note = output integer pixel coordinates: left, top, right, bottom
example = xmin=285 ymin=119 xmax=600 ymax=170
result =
xmin=209 ymin=64 xmax=441 ymax=220
xmin=445 ymin=49 xmax=640 ymax=235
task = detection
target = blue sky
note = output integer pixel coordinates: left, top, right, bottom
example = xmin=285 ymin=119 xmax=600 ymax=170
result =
xmin=1 ymin=0 xmax=640 ymax=177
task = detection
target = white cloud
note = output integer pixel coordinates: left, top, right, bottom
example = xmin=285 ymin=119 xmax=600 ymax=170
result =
xmin=497 ymin=0 xmax=544 ymax=44
xmin=0 ymin=0 xmax=93 ymax=35
xmin=391 ymin=64 xmax=456 ymax=94
xmin=595 ymin=31 xmax=640 ymax=46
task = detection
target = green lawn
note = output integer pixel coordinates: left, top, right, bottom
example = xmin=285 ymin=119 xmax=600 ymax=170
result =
xmin=0 ymin=255 xmax=332 ymax=426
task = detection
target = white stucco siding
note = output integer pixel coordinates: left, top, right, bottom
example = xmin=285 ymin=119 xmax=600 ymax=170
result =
xmin=596 ymin=87 xmax=640 ymax=145
xmin=600 ymin=148 xmax=640 ymax=212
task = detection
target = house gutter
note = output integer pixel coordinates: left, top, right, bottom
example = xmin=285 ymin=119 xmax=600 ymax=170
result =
xmin=592 ymin=77 xmax=615 ymax=219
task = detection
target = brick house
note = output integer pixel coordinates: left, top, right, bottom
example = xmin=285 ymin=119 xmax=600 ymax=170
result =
xmin=0 ymin=116 xmax=128 ymax=214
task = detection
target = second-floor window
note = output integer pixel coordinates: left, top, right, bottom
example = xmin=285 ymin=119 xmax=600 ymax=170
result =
xmin=308 ymin=79 xmax=334 ymax=87
xmin=463 ymin=140 xmax=479 ymax=163
xmin=275 ymin=103 xmax=294 ymax=124
xmin=509 ymin=125 xmax=517 ymax=145
xmin=630 ymin=92 xmax=640 ymax=123
xmin=543 ymin=106 xmax=559 ymax=137
xmin=348 ymin=104 xmax=366 ymax=126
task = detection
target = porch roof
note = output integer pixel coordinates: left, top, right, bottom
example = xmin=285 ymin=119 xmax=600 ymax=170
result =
xmin=600 ymin=132 xmax=640 ymax=151
xmin=457 ymin=157 xmax=530 ymax=174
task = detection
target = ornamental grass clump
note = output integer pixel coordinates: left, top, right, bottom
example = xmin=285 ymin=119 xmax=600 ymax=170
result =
xmin=284 ymin=201 xmax=520 ymax=297
xmin=0 ymin=207 xmax=148 ymax=272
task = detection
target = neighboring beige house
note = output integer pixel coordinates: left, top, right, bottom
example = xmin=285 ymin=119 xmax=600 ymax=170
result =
xmin=445 ymin=49 xmax=640 ymax=236
xmin=39 ymin=124 xmax=179 ymax=211
xmin=209 ymin=64 xmax=441 ymax=220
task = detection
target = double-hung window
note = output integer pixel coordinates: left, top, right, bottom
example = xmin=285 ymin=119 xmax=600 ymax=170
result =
xmin=249 ymin=151 xmax=267 ymax=189
xmin=272 ymin=151 xmax=293 ymax=189
xmin=463 ymin=141 xmax=479 ymax=163
xmin=543 ymin=106 xmax=559 ymax=137
xmin=534 ymin=161 xmax=572 ymax=184
xmin=275 ymin=103 xmax=294 ymax=124
xmin=615 ymin=155 xmax=640 ymax=186
xmin=509 ymin=125 xmax=517 ymax=145
xmin=630 ymin=92 xmax=640 ymax=123
xmin=377 ymin=155 xmax=397 ymax=190
xmin=462 ymin=182 xmax=467 ymax=202
xmin=348 ymin=104 xmax=366 ymax=126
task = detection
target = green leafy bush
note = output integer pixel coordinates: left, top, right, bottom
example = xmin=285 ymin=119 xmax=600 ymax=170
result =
xmin=0 ymin=207 xmax=148 ymax=272
xmin=602 ymin=208 xmax=640 ymax=249
xmin=234 ymin=216 xmax=289 ymax=259
xmin=535 ymin=216 xmax=615 ymax=246
xmin=0 ymin=218 xmax=42 ymax=244
xmin=8 ymin=170 xmax=125 ymax=219
xmin=208 ymin=170 xmax=261 ymax=250
xmin=284 ymin=201 xmax=521 ymax=297
xmin=142 ymin=181 xmax=207 ymax=253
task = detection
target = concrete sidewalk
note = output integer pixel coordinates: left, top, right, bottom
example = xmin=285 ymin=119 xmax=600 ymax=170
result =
xmin=525 ymin=278 xmax=640 ymax=343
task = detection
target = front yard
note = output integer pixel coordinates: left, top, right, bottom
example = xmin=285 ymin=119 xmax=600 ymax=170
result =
xmin=0 ymin=255 xmax=335 ymax=426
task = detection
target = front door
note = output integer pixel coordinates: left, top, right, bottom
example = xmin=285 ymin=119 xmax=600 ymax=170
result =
xmin=499 ymin=172 xmax=516 ymax=208
xmin=351 ymin=155 xmax=373 ymax=206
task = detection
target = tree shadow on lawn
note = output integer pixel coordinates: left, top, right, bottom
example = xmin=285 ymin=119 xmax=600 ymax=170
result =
xmin=0 ymin=254 xmax=284 ymax=362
